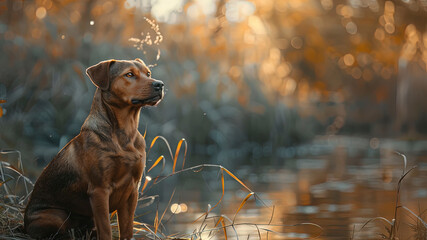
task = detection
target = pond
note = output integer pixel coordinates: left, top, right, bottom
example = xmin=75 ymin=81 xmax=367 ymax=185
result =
xmin=138 ymin=136 xmax=427 ymax=239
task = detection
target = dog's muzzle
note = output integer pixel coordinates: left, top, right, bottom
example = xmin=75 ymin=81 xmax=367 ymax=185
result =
xmin=152 ymin=80 xmax=164 ymax=92
xmin=131 ymin=80 xmax=164 ymax=105
xmin=131 ymin=95 xmax=162 ymax=105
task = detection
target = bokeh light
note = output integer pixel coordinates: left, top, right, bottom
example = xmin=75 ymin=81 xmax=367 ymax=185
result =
xmin=35 ymin=7 xmax=46 ymax=19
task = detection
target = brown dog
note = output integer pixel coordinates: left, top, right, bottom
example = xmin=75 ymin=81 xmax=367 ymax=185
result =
xmin=24 ymin=59 xmax=164 ymax=239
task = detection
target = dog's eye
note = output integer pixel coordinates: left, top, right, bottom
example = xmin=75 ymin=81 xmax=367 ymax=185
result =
xmin=147 ymin=72 xmax=151 ymax=77
xmin=125 ymin=72 xmax=134 ymax=78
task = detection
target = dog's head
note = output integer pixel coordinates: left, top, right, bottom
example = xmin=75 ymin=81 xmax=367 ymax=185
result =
xmin=86 ymin=59 xmax=164 ymax=107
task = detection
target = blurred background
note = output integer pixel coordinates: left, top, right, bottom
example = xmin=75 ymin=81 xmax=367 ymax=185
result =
xmin=1 ymin=0 xmax=427 ymax=239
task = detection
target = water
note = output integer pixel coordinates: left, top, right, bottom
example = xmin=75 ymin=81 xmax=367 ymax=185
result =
xmin=146 ymin=136 xmax=427 ymax=239
xmin=2 ymin=136 xmax=426 ymax=239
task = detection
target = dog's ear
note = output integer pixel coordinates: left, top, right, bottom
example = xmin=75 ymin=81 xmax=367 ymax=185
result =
xmin=86 ymin=60 xmax=116 ymax=90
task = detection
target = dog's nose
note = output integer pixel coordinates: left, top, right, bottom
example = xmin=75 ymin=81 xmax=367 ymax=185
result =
xmin=153 ymin=81 xmax=164 ymax=91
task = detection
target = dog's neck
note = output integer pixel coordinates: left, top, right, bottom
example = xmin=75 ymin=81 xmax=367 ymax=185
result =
xmin=86 ymin=89 xmax=141 ymax=137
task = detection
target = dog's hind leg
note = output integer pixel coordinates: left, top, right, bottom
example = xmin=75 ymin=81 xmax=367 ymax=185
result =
xmin=68 ymin=212 xmax=96 ymax=239
xmin=25 ymin=208 xmax=72 ymax=239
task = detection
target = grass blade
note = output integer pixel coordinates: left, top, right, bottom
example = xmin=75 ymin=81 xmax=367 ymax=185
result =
xmin=154 ymin=210 xmax=159 ymax=235
xmin=222 ymin=215 xmax=239 ymax=240
xmin=255 ymin=224 xmax=261 ymax=240
xmin=233 ymin=192 xmax=254 ymax=223
xmin=156 ymin=189 xmax=176 ymax=234
xmin=141 ymin=177 xmax=151 ymax=193
xmin=222 ymin=167 xmax=252 ymax=192
xmin=181 ymin=139 xmax=188 ymax=170
xmin=395 ymin=151 xmax=407 ymax=174
xmin=268 ymin=205 xmax=275 ymax=224
xmin=141 ymin=222 xmax=158 ymax=238
xmin=220 ymin=217 xmax=228 ymax=240
xmin=214 ymin=216 xmax=224 ymax=228
xmin=400 ymin=206 xmax=427 ymax=228
xmin=110 ymin=210 xmax=117 ymax=220
xmin=143 ymin=123 xmax=147 ymax=139
xmin=148 ymin=155 xmax=165 ymax=173
xmin=148 ymin=136 xmax=173 ymax=161
xmin=360 ymin=217 xmax=393 ymax=230
xmin=193 ymin=169 xmax=225 ymax=223
xmin=149 ymin=136 xmax=160 ymax=150
xmin=173 ymin=139 xmax=187 ymax=173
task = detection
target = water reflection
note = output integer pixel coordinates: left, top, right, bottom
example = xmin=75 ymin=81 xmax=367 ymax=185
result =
xmin=155 ymin=136 xmax=427 ymax=239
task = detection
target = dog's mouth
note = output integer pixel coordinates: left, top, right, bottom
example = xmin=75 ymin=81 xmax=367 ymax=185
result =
xmin=131 ymin=94 xmax=163 ymax=106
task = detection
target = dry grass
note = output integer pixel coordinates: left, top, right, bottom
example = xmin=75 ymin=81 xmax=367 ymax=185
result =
xmin=0 ymin=137 xmax=323 ymax=239
xmin=0 ymin=150 xmax=33 ymax=239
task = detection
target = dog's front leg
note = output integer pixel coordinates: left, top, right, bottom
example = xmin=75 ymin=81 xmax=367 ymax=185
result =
xmin=89 ymin=187 xmax=112 ymax=240
xmin=117 ymin=189 xmax=138 ymax=240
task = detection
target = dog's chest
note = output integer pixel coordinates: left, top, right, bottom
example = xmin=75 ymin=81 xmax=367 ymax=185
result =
xmin=110 ymin=145 xmax=145 ymax=179
xmin=108 ymin=147 xmax=145 ymax=209
xmin=110 ymin=132 xmax=145 ymax=164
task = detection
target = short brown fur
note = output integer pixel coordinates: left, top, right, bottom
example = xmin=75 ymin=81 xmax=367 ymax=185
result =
xmin=24 ymin=59 xmax=164 ymax=240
